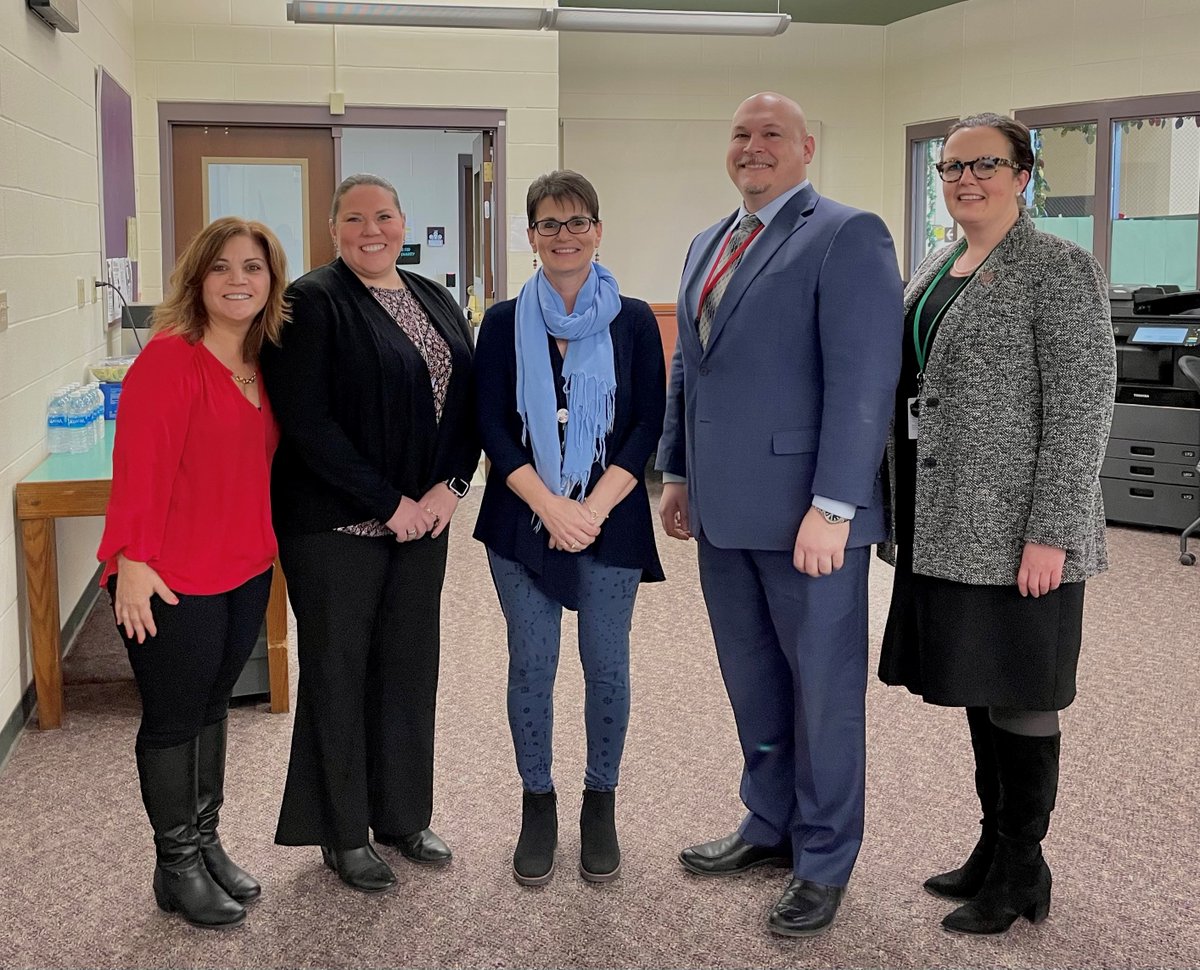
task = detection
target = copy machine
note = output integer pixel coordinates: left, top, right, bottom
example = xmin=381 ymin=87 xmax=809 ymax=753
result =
xmin=1102 ymin=286 xmax=1200 ymax=530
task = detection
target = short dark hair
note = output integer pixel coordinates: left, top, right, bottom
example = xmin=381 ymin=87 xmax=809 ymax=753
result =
xmin=526 ymin=170 xmax=600 ymax=226
xmin=330 ymin=172 xmax=403 ymax=222
xmin=944 ymin=112 xmax=1035 ymax=175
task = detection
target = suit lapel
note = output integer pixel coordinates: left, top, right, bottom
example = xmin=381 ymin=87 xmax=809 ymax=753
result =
xmin=704 ymin=185 xmax=818 ymax=355
xmin=679 ymin=213 xmax=738 ymax=351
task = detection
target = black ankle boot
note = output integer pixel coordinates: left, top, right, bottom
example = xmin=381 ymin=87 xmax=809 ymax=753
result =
xmin=513 ymin=790 xmax=557 ymax=886
xmin=197 ymin=719 xmax=261 ymax=903
xmin=137 ymin=739 xmax=245 ymax=930
xmin=579 ymin=788 xmax=620 ymax=883
xmin=320 ymin=845 xmax=396 ymax=893
xmin=942 ymin=729 xmax=1059 ymax=935
xmin=925 ymin=707 xmax=999 ymax=900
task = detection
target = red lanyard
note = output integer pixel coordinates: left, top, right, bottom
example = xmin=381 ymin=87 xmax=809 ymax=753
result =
xmin=697 ymin=223 xmax=765 ymax=316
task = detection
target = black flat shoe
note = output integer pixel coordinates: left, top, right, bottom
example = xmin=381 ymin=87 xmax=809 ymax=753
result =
xmin=679 ymin=832 xmax=792 ymax=876
xmin=321 ymin=845 xmax=396 ymax=893
xmin=375 ymin=827 xmax=453 ymax=865
xmin=768 ymin=879 xmax=845 ymax=938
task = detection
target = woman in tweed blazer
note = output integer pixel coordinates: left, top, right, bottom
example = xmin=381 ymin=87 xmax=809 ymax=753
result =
xmin=878 ymin=113 xmax=1116 ymax=936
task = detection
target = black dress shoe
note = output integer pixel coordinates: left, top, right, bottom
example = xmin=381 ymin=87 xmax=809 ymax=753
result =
xmin=321 ymin=845 xmax=396 ymax=893
xmin=375 ymin=827 xmax=452 ymax=865
xmin=679 ymin=832 xmax=792 ymax=876
xmin=768 ymin=879 xmax=845 ymax=937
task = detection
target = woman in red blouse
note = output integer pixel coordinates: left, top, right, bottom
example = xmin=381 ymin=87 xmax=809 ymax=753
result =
xmin=97 ymin=217 xmax=288 ymax=929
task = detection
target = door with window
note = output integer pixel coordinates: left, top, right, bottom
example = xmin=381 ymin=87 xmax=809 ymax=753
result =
xmin=170 ymin=125 xmax=337 ymax=283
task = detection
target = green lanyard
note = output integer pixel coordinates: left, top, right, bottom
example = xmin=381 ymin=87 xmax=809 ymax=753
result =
xmin=912 ymin=241 xmax=976 ymax=376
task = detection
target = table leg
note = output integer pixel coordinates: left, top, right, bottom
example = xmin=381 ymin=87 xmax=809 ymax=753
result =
xmin=20 ymin=518 xmax=64 ymax=730
xmin=266 ymin=560 xmax=290 ymax=714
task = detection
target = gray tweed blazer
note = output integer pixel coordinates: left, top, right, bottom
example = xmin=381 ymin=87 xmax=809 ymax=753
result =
xmin=879 ymin=212 xmax=1116 ymax=586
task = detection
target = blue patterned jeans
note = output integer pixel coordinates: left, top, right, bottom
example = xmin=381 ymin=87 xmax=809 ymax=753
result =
xmin=487 ymin=549 xmax=641 ymax=793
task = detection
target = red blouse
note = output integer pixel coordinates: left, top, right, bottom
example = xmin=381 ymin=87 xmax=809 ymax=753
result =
xmin=97 ymin=333 xmax=279 ymax=595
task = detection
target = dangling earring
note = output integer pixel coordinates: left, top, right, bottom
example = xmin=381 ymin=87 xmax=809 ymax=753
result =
xmin=593 ymin=251 xmax=599 ymax=263
xmin=532 ymin=254 xmax=538 ymax=270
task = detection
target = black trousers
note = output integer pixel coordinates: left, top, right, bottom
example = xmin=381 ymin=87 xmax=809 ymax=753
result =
xmin=109 ymin=568 xmax=273 ymax=749
xmin=274 ymin=529 xmax=449 ymax=848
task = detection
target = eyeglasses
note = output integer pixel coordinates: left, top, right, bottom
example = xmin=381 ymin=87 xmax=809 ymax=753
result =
xmin=934 ymin=156 xmax=1023 ymax=182
xmin=531 ymin=216 xmax=598 ymax=237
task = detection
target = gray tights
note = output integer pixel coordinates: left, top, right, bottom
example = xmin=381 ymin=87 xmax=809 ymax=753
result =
xmin=988 ymin=706 xmax=1060 ymax=737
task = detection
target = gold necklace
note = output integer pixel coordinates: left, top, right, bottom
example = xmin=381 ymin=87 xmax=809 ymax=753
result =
xmin=230 ymin=372 xmax=257 ymax=387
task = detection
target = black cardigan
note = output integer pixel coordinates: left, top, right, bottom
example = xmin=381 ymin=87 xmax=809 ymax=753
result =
xmin=261 ymin=260 xmax=479 ymax=536
xmin=472 ymin=295 xmax=666 ymax=601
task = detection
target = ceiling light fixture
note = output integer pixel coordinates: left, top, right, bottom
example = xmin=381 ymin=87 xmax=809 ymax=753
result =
xmin=285 ymin=2 xmax=791 ymax=37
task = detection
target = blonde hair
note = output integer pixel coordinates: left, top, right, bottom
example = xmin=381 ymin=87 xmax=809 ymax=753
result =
xmin=153 ymin=217 xmax=290 ymax=362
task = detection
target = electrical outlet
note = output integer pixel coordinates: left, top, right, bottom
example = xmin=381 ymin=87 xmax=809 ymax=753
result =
xmin=89 ymin=276 xmax=98 ymax=303
xmin=76 ymin=277 xmax=86 ymax=308
xmin=0 ymin=290 xmax=8 ymax=332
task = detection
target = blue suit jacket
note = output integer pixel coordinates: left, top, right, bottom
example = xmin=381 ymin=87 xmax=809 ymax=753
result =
xmin=657 ymin=184 xmax=903 ymax=551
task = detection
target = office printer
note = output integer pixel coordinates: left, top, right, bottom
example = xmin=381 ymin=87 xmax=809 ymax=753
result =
xmin=1103 ymin=286 xmax=1200 ymax=530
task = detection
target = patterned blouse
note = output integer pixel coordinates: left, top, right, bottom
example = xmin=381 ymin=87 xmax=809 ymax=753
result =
xmin=337 ymin=284 xmax=454 ymax=538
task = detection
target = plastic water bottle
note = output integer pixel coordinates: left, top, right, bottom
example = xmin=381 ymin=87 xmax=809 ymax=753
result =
xmin=85 ymin=383 xmax=100 ymax=446
xmin=92 ymin=383 xmax=106 ymax=442
xmin=47 ymin=389 xmax=69 ymax=454
xmin=66 ymin=390 xmax=88 ymax=453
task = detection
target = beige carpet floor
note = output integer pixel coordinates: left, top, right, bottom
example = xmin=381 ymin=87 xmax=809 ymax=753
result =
xmin=0 ymin=488 xmax=1197 ymax=969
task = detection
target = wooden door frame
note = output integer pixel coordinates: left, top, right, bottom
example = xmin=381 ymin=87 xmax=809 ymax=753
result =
xmin=157 ymin=102 xmax=508 ymax=299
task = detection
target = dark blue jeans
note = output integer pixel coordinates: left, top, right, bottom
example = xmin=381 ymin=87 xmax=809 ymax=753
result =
xmin=487 ymin=549 xmax=641 ymax=793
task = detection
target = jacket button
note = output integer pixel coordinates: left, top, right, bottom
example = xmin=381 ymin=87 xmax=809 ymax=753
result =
xmin=700 ymin=367 xmax=711 ymax=376
xmin=925 ymin=397 xmax=940 ymax=407
xmin=922 ymin=457 xmax=937 ymax=468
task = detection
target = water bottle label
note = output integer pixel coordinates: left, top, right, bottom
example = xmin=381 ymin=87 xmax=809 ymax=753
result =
xmin=48 ymin=415 xmax=67 ymax=428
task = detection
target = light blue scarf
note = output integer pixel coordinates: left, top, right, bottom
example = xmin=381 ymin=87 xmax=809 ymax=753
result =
xmin=515 ymin=263 xmax=620 ymax=500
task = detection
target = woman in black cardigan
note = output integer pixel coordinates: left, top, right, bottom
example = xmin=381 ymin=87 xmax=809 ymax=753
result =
xmin=474 ymin=171 xmax=665 ymax=887
xmin=261 ymin=173 xmax=478 ymax=893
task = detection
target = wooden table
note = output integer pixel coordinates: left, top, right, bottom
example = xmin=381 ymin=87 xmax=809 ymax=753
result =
xmin=14 ymin=434 xmax=290 ymax=729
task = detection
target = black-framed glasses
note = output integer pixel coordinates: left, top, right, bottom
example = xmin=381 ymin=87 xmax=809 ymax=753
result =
xmin=934 ymin=156 xmax=1022 ymax=182
xmin=531 ymin=216 xmax=598 ymax=236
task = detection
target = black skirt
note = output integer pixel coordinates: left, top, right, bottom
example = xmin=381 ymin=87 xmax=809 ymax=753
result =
xmin=879 ymin=543 xmax=1084 ymax=710
xmin=878 ymin=292 xmax=1084 ymax=711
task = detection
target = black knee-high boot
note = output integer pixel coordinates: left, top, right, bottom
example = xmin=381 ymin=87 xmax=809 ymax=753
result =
xmin=942 ymin=727 xmax=1059 ymax=935
xmin=925 ymin=706 xmax=1000 ymax=900
xmin=197 ymin=719 xmax=261 ymax=903
xmin=136 ymin=739 xmax=245 ymax=929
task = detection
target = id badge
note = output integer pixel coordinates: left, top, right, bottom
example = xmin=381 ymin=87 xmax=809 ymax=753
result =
xmin=906 ymin=397 xmax=919 ymax=440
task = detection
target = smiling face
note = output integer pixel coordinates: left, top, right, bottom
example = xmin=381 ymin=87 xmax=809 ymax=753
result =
xmin=331 ymin=183 xmax=406 ymax=285
xmin=726 ymin=93 xmax=815 ymax=212
xmin=941 ymin=125 xmax=1030 ymax=237
xmin=200 ymin=233 xmax=270 ymax=333
xmin=527 ymin=195 xmax=602 ymax=286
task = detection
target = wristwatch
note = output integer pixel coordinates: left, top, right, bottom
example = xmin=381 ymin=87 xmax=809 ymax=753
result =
xmin=818 ymin=507 xmax=848 ymax=525
xmin=446 ymin=477 xmax=471 ymax=498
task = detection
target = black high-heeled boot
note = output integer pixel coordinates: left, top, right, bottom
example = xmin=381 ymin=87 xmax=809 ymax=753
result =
xmin=197 ymin=719 xmax=261 ymax=903
xmin=925 ymin=706 xmax=999 ymax=900
xmin=513 ymin=790 xmax=557 ymax=886
xmin=137 ymin=739 xmax=245 ymax=930
xmin=579 ymin=788 xmax=620 ymax=883
xmin=942 ymin=728 xmax=1059 ymax=935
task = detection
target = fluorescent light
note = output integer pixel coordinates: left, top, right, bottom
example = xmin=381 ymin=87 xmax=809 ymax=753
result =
xmin=285 ymin=2 xmax=792 ymax=37
xmin=551 ymin=7 xmax=790 ymax=36
xmin=286 ymin=2 xmax=550 ymax=31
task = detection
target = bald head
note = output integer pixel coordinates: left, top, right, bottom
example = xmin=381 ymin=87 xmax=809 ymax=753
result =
xmin=727 ymin=92 xmax=815 ymax=211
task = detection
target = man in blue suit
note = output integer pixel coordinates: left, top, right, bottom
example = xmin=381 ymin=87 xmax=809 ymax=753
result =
xmin=657 ymin=92 xmax=902 ymax=937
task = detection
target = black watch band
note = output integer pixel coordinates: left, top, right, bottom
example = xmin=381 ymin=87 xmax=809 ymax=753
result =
xmin=446 ymin=477 xmax=471 ymax=498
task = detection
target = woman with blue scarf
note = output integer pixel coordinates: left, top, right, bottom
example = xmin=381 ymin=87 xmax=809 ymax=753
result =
xmin=473 ymin=171 xmax=666 ymax=886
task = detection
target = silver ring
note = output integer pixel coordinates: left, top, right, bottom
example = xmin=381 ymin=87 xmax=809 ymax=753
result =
xmin=570 ymin=541 xmax=579 ymax=551
xmin=406 ymin=528 xmax=417 ymax=537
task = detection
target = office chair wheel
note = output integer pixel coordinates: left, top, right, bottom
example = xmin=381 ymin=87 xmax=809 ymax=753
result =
xmin=1181 ymin=552 xmax=1196 ymax=566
